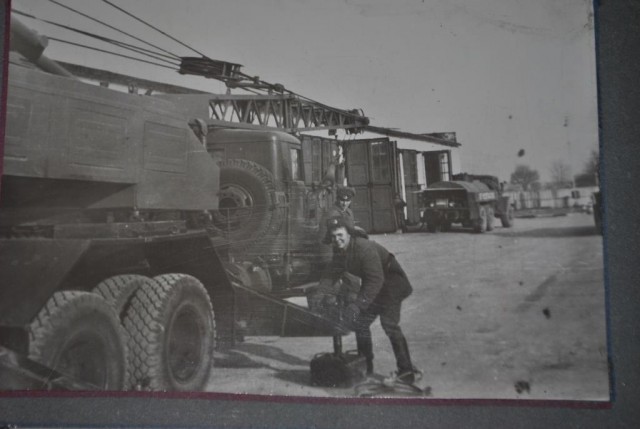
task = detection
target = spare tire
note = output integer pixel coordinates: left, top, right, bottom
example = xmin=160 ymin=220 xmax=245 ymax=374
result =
xmin=210 ymin=159 xmax=283 ymax=248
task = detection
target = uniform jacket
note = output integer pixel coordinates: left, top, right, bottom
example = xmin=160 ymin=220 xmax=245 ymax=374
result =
xmin=322 ymin=237 xmax=413 ymax=311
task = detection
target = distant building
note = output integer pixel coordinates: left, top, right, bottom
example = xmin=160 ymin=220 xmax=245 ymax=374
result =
xmin=504 ymin=185 xmax=599 ymax=210
xmin=395 ymin=132 xmax=461 ymax=225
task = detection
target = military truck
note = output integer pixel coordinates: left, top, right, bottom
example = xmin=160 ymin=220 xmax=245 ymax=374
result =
xmin=0 ymin=18 xmax=337 ymax=391
xmin=143 ymin=118 xmax=333 ymax=294
xmin=421 ymin=173 xmax=514 ymax=233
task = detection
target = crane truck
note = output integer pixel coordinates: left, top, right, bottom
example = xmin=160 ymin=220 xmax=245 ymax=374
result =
xmin=0 ymin=17 xmax=347 ymax=391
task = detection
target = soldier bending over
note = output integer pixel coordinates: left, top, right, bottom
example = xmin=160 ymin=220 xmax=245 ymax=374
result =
xmin=319 ymin=217 xmax=419 ymax=383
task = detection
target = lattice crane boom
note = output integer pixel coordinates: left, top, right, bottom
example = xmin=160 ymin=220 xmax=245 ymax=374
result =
xmin=207 ymin=94 xmax=369 ymax=133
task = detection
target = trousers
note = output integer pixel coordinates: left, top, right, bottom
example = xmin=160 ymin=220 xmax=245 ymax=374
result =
xmin=353 ymin=286 xmax=413 ymax=374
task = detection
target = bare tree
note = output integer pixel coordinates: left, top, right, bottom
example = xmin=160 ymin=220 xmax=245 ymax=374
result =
xmin=574 ymin=149 xmax=600 ymax=187
xmin=510 ymin=165 xmax=540 ymax=191
xmin=550 ymin=160 xmax=573 ymax=188
xmin=584 ymin=149 xmax=599 ymax=182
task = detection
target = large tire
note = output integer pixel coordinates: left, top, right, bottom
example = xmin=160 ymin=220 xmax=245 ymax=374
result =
xmin=486 ymin=207 xmax=495 ymax=231
xmin=28 ymin=291 xmax=128 ymax=390
xmin=473 ymin=206 xmax=488 ymax=233
xmin=93 ymin=274 xmax=154 ymax=388
xmin=210 ymin=159 xmax=283 ymax=248
xmin=501 ymin=205 xmax=515 ymax=228
xmin=123 ymin=274 xmax=215 ymax=391
xmin=93 ymin=275 xmax=152 ymax=319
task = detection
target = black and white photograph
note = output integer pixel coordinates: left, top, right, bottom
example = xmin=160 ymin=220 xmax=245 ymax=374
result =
xmin=0 ymin=0 xmax=607 ymax=403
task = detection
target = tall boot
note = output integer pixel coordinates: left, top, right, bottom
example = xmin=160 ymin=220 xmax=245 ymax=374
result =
xmin=390 ymin=334 xmax=415 ymax=382
xmin=356 ymin=331 xmax=374 ymax=375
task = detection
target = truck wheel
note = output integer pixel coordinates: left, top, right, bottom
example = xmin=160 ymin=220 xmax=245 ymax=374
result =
xmin=210 ymin=159 xmax=283 ymax=248
xmin=474 ymin=207 xmax=488 ymax=233
xmin=93 ymin=275 xmax=152 ymax=319
xmin=427 ymin=222 xmax=440 ymax=233
xmin=501 ymin=205 xmax=514 ymax=228
xmin=442 ymin=221 xmax=452 ymax=232
xmin=29 ymin=291 xmax=128 ymax=390
xmin=486 ymin=207 xmax=495 ymax=231
xmin=93 ymin=275 xmax=153 ymax=388
xmin=123 ymin=274 xmax=215 ymax=391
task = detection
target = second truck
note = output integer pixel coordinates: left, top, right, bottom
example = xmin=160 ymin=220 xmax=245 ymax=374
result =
xmin=421 ymin=173 xmax=515 ymax=233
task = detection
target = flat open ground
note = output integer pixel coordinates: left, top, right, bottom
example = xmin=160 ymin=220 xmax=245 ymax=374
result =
xmin=206 ymin=213 xmax=609 ymax=401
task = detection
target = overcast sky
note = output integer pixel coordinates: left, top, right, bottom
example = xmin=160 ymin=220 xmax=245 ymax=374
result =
xmin=11 ymin=0 xmax=598 ymax=183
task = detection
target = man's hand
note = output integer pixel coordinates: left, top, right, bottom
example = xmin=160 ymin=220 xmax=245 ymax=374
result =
xmin=339 ymin=273 xmax=361 ymax=305
xmin=343 ymin=303 xmax=361 ymax=325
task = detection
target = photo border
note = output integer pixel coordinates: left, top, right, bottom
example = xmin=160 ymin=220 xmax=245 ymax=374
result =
xmin=1 ymin=0 xmax=639 ymax=426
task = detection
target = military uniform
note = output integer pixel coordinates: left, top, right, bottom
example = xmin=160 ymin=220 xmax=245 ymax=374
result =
xmin=318 ymin=186 xmax=357 ymax=245
xmin=322 ymin=234 xmax=415 ymax=377
xmin=326 ymin=204 xmax=355 ymax=228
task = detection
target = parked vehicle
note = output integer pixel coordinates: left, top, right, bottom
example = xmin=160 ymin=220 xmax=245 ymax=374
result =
xmin=0 ymin=18 xmax=337 ymax=391
xmin=421 ymin=173 xmax=514 ymax=233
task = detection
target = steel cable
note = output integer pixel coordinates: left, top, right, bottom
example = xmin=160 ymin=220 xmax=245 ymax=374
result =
xmin=28 ymin=1 xmax=367 ymax=122
xmin=46 ymin=37 xmax=179 ymax=70
xmin=13 ymin=9 xmax=180 ymax=66
xmin=100 ymin=0 xmax=368 ymax=117
xmin=48 ymin=0 xmax=181 ymax=59
xmin=101 ymin=0 xmax=207 ymax=58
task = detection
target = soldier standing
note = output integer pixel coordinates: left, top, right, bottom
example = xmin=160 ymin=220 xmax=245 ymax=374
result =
xmin=321 ymin=217 xmax=419 ymax=383
xmin=318 ymin=186 xmax=357 ymax=244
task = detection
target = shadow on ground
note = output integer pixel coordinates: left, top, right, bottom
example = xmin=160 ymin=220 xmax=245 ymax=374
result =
xmin=215 ymin=342 xmax=309 ymax=368
xmin=213 ymin=344 xmax=316 ymax=389
xmin=271 ymin=369 xmax=311 ymax=385
xmin=499 ymin=226 xmax=599 ymax=238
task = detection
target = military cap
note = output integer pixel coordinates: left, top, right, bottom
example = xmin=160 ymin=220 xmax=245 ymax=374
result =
xmin=336 ymin=186 xmax=355 ymax=201
xmin=326 ymin=216 xmax=351 ymax=231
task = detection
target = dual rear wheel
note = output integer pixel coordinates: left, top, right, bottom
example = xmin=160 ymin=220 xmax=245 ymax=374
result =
xmin=28 ymin=274 xmax=216 ymax=391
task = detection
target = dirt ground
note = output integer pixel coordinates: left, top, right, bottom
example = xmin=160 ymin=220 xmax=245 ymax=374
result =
xmin=206 ymin=213 xmax=609 ymax=401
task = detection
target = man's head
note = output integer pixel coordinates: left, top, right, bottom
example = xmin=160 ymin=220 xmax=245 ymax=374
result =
xmin=326 ymin=217 xmax=352 ymax=250
xmin=336 ymin=187 xmax=355 ymax=211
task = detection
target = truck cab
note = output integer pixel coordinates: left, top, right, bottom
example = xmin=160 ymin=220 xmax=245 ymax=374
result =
xmin=204 ymin=128 xmax=323 ymax=292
